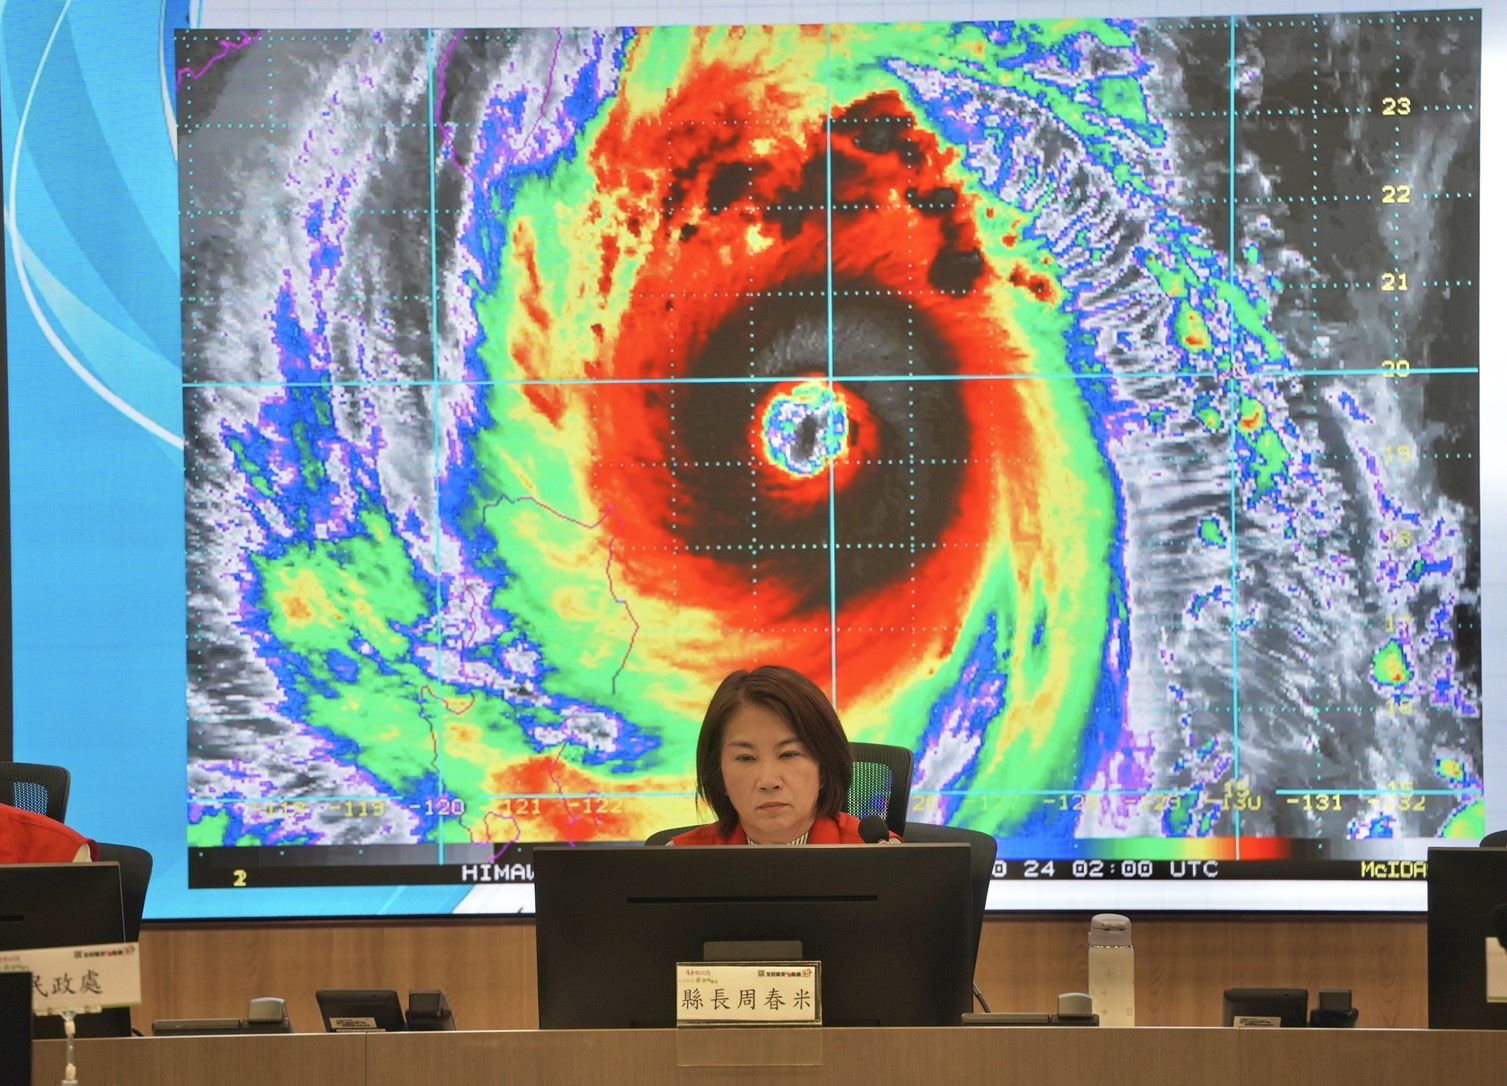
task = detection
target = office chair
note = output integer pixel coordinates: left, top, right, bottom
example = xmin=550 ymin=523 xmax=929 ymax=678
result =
xmin=646 ymin=742 xmax=915 ymax=845
xmin=645 ymin=824 xmax=709 ymax=846
xmin=900 ymin=823 xmax=997 ymax=976
xmin=94 ymin=843 xmax=154 ymax=941
xmin=0 ymin=761 xmax=71 ymax=823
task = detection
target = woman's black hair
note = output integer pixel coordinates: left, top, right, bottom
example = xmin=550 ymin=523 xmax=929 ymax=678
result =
xmin=695 ymin=665 xmax=853 ymax=835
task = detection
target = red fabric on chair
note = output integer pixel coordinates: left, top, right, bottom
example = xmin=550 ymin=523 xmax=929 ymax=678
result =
xmin=0 ymin=802 xmax=97 ymax=864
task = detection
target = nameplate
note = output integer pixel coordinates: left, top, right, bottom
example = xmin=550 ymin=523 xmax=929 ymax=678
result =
xmin=0 ymin=942 xmax=141 ymax=1014
xmin=329 ymin=1016 xmax=382 ymax=1032
xmin=1232 ymin=1015 xmax=1282 ymax=1028
xmin=676 ymin=961 xmax=821 ymax=1026
xmin=1488 ymin=938 xmax=1507 ymax=1003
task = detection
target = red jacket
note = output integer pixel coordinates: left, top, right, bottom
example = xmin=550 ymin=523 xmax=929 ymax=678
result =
xmin=671 ymin=811 xmax=897 ymax=846
xmin=0 ymin=803 xmax=97 ymax=864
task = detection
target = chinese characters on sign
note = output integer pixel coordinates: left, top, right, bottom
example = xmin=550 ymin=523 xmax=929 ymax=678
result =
xmin=31 ymin=970 xmax=104 ymax=998
xmin=0 ymin=943 xmax=141 ymax=1014
xmin=675 ymin=962 xmax=821 ymax=1025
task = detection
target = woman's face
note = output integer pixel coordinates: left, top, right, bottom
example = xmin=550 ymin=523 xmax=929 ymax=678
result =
xmin=719 ymin=701 xmax=822 ymax=844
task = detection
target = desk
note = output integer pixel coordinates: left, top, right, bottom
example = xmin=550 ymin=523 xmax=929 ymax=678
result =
xmin=31 ymin=1027 xmax=1507 ymax=1085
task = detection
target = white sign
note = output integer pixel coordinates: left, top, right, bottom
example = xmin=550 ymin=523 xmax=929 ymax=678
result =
xmin=675 ymin=961 xmax=821 ymax=1026
xmin=1232 ymin=1015 xmax=1282 ymax=1028
xmin=1487 ymin=938 xmax=1507 ymax=1003
xmin=0 ymin=942 xmax=142 ymax=1014
xmin=328 ymin=1016 xmax=383 ymax=1031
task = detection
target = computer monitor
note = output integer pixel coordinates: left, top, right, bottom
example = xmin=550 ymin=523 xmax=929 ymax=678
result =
xmin=1427 ymin=846 xmax=1507 ymax=1029
xmin=0 ymin=862 xmax=125 ymax=952
xmin=0 ymin=862 xmax=130 ymax=1038
xmin=534 ymin=843 xmax=973 ymax=1028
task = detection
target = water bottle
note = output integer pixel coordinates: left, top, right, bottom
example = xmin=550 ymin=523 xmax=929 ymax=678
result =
xmin=1088 ymin=913 xmax=1135 ymax=1027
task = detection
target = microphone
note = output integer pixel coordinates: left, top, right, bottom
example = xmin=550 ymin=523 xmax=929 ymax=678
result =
xmin=1492 ymin=903 xmax=1507 ymax=952
xmin=858 ymin=816 xmax=896 ymax=844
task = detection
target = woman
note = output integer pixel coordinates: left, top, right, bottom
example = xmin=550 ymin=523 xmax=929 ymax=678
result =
xmin=672 ymin=665 xmax=897 ymax=845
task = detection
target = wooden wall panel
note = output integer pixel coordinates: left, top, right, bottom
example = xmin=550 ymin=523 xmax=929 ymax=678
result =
xmin=972 ymin=916 xmax=1426 ymax=1026
xmin=132 ymin=916 xmax=1427 ymax=1033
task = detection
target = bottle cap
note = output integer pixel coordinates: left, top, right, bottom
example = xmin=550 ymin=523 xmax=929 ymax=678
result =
xmin=1089 ymin=913 xmax=1132 ymax=946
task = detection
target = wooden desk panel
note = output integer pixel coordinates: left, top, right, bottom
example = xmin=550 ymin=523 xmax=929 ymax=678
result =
xmin=1233 ymin=1029 xmax=1507 ymax=1085
xmin=363 ymin=1027 xmax=1238 ymax=1086
xmin=32 ymin=1028 xmax=1507 ymax=1086
xmin=29 ymin=1033 xmax=365 ymax=1086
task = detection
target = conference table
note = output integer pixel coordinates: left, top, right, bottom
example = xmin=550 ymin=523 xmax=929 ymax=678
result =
xmin=29 ymin=1026 xmax=1507 ymax=1084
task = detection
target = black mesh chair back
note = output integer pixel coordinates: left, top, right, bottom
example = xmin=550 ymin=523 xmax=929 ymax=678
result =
xmin=647 ymin=742 xmax=914 ymax=844
xmin=900 ymin=822 xmax=997 ymax=976
xmin=0 ymin=761 xmax=70 ymax=823
xmin=849 ymin=742 xmax=912 ymax=839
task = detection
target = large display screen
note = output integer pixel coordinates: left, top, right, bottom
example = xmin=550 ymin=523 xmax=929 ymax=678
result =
xmin=3 ymin=0 xmax=1500 ymax=917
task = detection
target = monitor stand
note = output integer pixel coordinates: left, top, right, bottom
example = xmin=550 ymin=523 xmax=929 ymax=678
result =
xmin=702 ymin=940 xmax=803 ymax=961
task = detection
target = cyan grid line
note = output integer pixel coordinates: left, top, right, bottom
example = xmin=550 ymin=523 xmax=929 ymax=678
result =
xmin=1227 ymin=15 xmax=1242 ymax=855
xmin=824 ymin=24 xmax=841 ymax=710
xmin=1274 ymin=788 xmax=1483 ymax=796
xmin=192 ymin=786 xmax=1484 ymax=802
xmin=426 ymin=28 xmax=450 ymax=864
xmin=179 ymin=367 xmax=1481 ymax=391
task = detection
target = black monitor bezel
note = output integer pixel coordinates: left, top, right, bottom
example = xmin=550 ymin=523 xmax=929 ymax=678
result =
xmin=533 ymin=842 xmax=973 ymax=1028
xmin=0 ymin=861 xmax=125 ymax=951
xmin=0 ymin=861 xmax=131 ymax=1037
xmin=1426 ymin=845 xmax=1507 ymax=1029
